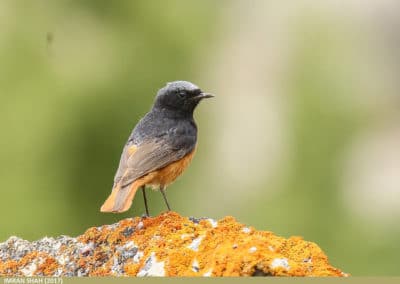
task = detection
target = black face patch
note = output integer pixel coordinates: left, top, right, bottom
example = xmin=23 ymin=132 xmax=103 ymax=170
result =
xmin=154 ymin=81 xmax=204 ymax=115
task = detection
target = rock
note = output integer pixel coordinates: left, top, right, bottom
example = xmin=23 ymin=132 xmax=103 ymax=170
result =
xmin=0 ymin=212 xmax=347 ymax=277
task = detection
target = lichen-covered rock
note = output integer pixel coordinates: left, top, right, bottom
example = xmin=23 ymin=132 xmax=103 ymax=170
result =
xmin=0 ymin=212 xmax=347 ymax=277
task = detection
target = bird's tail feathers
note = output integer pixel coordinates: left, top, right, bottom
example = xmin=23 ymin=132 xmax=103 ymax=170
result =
xmin=100 ymin=181 xmax=140 ymax=213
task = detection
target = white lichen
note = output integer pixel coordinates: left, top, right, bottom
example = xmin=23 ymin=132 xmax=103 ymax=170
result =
xmin=192 ymin=258 xmax=200 ymax=272
xmin=187 ymin=235 xmax=205 ymax=251
xmin=137 ymin=252 xmax=165 ymax=277
xmin=137 ymin=221 xmax=144 ymax=230
xmin=249 ymin=246 xmax=257 ymax=253
xmin=270 ymin=258 xmax=290 ymax=270
xmin=57 ymin=254 xmax=69 ymax=265
xmin=21 ymin=262 xmax=37 ymax=276
xmin=54 ymin=268 xmax=63 ymax=277
xmin=124 ymin=241 xmax=136 ymax=249
xmin=111 ymin=256 xmax=122 ymax=275
xmin=133 ymin=251 xmax=144 ymax=263
xmin=79 ymin=242 xmax=94 ymax=255
xmin=180 ymin=233 xmax=193 ymax=240
xmin=207 ymin=219 xmax=218 ymax=228
xmin=242 ymin=227 xmax=251 ymax=233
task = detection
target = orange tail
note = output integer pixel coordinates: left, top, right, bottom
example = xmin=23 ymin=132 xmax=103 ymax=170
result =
xmin=100 ymin=181 xmax=140 ymax=213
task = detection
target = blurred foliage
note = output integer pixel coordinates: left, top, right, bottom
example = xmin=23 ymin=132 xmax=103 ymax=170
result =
xmin=0 ymin=0 xmax=399 ymax=276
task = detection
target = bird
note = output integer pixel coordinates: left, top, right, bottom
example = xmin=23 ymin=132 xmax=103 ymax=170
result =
xmin=100 ymin=81 xmax=214 ymax=215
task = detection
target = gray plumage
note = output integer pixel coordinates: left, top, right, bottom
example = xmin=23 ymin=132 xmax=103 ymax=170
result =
xmin=113 ymin=81 xmax=208 ymax=189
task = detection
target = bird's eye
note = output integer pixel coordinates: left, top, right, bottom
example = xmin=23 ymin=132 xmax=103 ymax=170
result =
xmin=178 ymin=91 xmax=185 ymax=98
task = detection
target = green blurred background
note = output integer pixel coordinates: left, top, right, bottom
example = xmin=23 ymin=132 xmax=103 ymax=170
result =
xmin=1 ymin=0 xmax=399 ymax=276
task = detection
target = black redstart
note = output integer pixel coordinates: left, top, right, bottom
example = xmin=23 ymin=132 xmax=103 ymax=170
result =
xmin=100 ymin=81 xmax=213 ymax=215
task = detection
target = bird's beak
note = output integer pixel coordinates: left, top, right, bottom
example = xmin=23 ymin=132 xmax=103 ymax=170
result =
xmin=196 ymin=92 xmax=214 ymax=99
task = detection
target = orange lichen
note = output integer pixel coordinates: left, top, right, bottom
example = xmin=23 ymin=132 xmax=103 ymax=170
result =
xmin=0 ymin=212 xmax=347 ymax=277
xmin=36 ymin=256 xmax=58 ymax=275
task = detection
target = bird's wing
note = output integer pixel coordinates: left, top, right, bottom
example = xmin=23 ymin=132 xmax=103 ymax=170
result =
xmin=114 ymin=137 xmax=195 ymax=188
xmin=112 ymin=143 xmax=137 ymax=187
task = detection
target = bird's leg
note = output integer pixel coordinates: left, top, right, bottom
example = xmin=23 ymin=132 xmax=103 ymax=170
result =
xmin=160 ymin=186 xmax=171 ymax=211
xmin=141 ymin=186 xmax=150 ymax=217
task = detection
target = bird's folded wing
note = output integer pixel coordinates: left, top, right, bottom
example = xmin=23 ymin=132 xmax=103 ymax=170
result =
xmin=112 ymin=143 xmax=137 ymax=187
xmin=113 ymin=139 xmax=194 ymax=189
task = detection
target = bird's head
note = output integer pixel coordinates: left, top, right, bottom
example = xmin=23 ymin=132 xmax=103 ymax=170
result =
xmin=153 ymin=81 xmax=214 ymax=116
